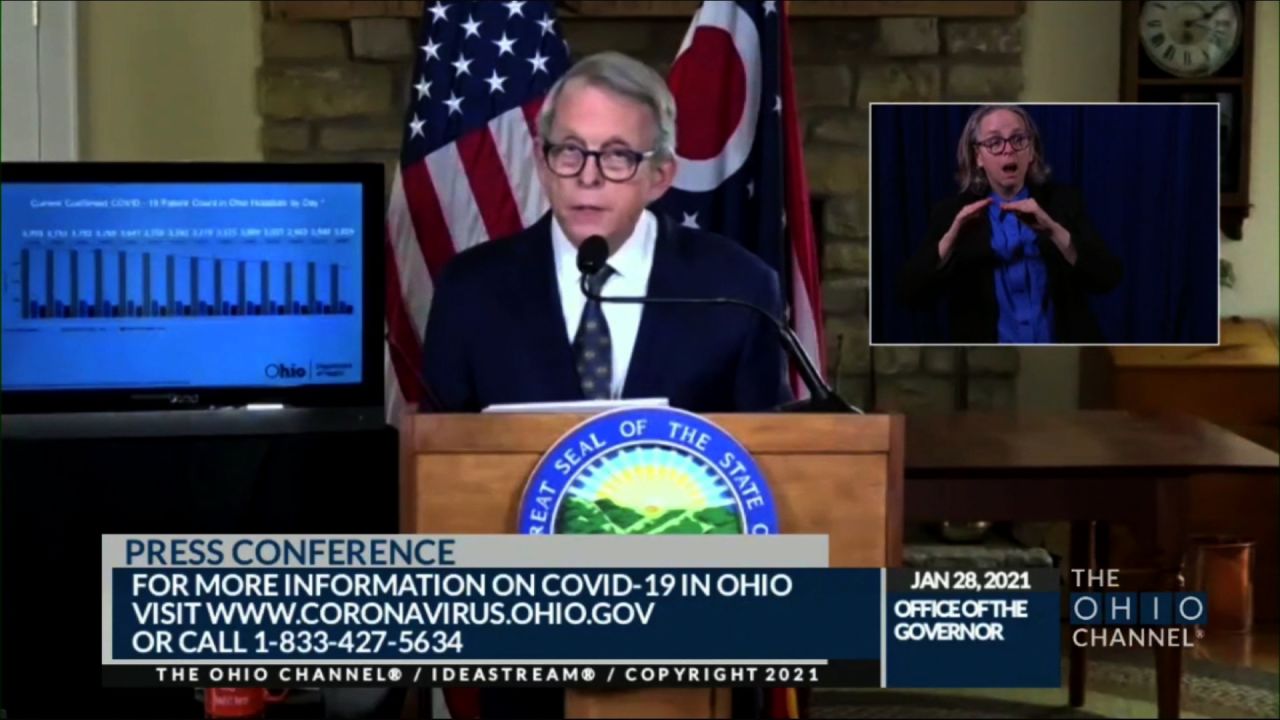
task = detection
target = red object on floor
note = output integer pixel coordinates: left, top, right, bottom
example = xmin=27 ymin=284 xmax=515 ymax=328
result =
xmin=443 ymin=688 xmax=481 ymax=719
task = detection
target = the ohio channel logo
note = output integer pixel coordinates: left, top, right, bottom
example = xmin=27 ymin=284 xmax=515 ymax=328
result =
xmin=518 ymin=407 xmax=778 ymax=535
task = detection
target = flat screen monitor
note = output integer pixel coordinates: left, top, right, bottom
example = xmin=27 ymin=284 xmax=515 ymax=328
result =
xmin=1 ymin=162 xmax=385 ymax=413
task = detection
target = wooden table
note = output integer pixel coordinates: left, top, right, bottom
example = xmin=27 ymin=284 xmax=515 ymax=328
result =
xmin=1081 ymin=318 xmax=1280 ymax=619
xmin=904 ymin=411 xmax=1280 ymax=719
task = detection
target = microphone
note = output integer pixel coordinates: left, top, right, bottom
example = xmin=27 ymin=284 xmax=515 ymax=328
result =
xmin=576 ymin=235 xmax=860 ymax=414
xmin=577 ymin=234 xmax=611 ymax=276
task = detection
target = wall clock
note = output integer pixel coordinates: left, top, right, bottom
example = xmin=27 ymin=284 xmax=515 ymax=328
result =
xmin=1122 ymin=0 xmax=1255 ymax=239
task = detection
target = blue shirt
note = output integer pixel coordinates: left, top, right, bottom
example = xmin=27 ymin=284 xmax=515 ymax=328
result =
xmin=989 ymin=188 xmax=1054 ymax=343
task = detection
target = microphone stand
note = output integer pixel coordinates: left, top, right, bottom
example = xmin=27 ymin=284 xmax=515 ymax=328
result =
xmin=579 ymin=277 xmax=861 ymax=414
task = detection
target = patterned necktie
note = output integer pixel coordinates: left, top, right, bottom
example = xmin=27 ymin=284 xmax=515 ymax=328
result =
xmin=573 ymin=266 xmax=615 ymax=400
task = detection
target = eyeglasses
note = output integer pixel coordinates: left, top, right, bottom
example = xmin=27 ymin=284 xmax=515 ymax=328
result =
xmin=543 ymin=141 xmax=655 ymax=182
xmin=975 ymin=134 xmax=1031 ymax=154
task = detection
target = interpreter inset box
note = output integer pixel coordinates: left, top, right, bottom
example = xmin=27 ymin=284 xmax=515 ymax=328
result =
xmin=868 ymin=102 xmax=1221 ymax=346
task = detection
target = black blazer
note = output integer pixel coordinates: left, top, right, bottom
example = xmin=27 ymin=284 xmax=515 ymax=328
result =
xmin=897 ymin=182 xmax=1123 ymax=344
xmin=421 ymin=210 xmax=792 ymax=413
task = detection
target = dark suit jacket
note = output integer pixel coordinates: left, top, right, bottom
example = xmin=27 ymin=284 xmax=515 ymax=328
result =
xmin=897 ymin=182 xmax=1123 ymax=344
xmin=421 ymin=211 xmax=782 ymax=717
xmin=421 ymin=210 xmax=792 ymax=413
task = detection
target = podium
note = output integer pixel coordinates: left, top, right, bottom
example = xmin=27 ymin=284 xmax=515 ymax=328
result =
xmin=400 ymin=412 xmax=904 ymax=719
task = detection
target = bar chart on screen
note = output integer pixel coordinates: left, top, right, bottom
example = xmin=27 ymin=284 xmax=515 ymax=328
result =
xmin=9 ymin=236 xmax=358 ymax=321
xmin=0 ymin=180 xmax=368 ymax=393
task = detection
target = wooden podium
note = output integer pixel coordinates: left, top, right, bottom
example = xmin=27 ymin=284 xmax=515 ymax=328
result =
xmin=400 ymin=411 xmax=904 ymax=719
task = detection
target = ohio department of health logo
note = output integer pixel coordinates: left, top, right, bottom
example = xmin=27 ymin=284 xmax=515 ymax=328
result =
xmin=518 ymin=407 xmax=778 ymax=535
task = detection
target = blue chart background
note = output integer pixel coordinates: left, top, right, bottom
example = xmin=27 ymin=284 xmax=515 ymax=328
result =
xmin=886 ymin=592 xmax=1061 ymax=688
xmin=1 ymin=182 xmax=365 ymax=391
xmin=112 ymin=568 xmax=880 ymax=661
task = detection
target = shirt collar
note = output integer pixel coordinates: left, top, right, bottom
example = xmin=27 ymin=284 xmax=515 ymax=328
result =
xmin=989 ymin=185 xmax=1031 ymax=204
xmin=551 ymin=209 xmax=656 ymax=280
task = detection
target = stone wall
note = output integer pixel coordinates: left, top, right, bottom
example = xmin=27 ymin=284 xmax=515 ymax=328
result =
xmin=256 ymin=6 xmax=1025 ymax=413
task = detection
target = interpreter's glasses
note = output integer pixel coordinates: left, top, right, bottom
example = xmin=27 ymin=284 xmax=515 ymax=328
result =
xmin=975 ymin=134 xmax=1031 ymax=154
xmin=543 ymin=142 xmax=655 ymax=182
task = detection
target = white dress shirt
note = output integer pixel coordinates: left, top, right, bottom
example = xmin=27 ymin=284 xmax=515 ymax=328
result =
xmin=551 ymin=210 xmax=657 ymax=399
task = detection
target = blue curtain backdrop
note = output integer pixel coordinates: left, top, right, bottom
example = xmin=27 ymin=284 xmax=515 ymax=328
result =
xmin=870 ymin=104 xmax=1220 ymax=344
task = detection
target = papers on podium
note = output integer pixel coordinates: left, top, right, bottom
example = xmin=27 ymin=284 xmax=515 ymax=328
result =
xmin=481 ymin=398 xmax=670 ymax=414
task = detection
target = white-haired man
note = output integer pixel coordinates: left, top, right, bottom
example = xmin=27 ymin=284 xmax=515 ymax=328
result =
xmin=422 ymin=51 xmax=790 ymax=415
xmin=421 ymin=52 xmax=789 ymax=718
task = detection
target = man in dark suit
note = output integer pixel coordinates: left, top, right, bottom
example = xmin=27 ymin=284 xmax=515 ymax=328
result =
xmin=422 ymin=51 xmax=790 ymax=415
xmin=420 ymin=51 xmax=789 ymax=719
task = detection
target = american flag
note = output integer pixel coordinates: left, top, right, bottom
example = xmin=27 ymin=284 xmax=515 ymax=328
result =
xmin=655 ymin=0 xmax=826 ymax=400
xmin=384 ymin=0 xmax=571 ymax=420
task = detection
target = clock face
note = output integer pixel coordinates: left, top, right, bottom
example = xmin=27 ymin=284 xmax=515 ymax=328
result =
xmin=1140 ymin=1 xmax=1242 ymax=77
